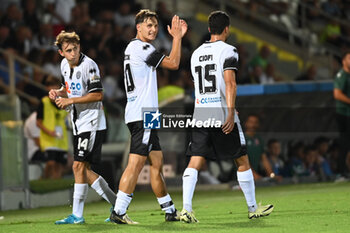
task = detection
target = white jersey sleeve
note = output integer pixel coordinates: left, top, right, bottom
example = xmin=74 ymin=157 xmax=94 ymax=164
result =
xmin=222 ymin=46 xmax=239 ymax=71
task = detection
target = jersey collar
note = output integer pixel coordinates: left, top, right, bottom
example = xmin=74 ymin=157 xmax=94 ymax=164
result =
xmin=204 ymin=40 xmax=223 ymax=44
xmin=77 ymin=53 xmax=86 ymax=66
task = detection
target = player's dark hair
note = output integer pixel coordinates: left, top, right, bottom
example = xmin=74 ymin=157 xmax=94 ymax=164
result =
xmin=208 ymin=11 xmax=230 ymax=35
xmin=135 ymin=9 xmax=158 ymax=25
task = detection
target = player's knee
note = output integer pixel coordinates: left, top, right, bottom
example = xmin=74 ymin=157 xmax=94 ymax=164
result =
xmin=150 ymin=164 xmax=162 ymax=174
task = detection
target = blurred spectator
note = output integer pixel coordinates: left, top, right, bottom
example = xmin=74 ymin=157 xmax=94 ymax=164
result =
xmin=36 ymin=77 xmax=69 ymax=179
xmin=0 ymin=23 xmax=11 ymax=48
xmin=236 ymin=44 xmax=249 ymax=84
xmin=22 ymin=0 xmax=40 ymax=34
xmin=288 ymin=141 xmax=308 ymax=177
xmin=244 ymin=114 xmax=273 ymax=180
xmin=328 ymin=140 xmax=341 ymax=175
xmin=320 ymin=19 xmax=341 ymax=46
xmin=249 ymin=44 xmax=271 ymax=69
xmin=42 ymin=49 xmax=61 ymax=79
xmin=24 ymin=111 xmax=46 ymax=163
xmin=304 ymin=145 xmax=320 ymax=177
xmin=266 ymin=139 xmax=285 ymax=181
xmin=321 ymin=0 xmax=342 ymax=18
xmin=45 ymin=0 xmax=76 ymax=34
xmin=260 ymin=63 xmax=283 ymax=84
xmin=297 ymin=0 xmax=325 ymax=34
xmin=244 ymin=64 xmax=264 ymax=84
xmin=0 ymin=48 xmax=22 ymax=86
xmin=333 ymin=50 xmax=350 ymax=176
xmin=70 ymin=2 xmax=91 ymax=30
xmin=102 ymin=61 xmax=125 ymax=103
xmin=114 ymin=2 xmax=134 ymax=27
xmin=314 ymin=136 xmax=333 ymax=180
xmin=31 ymin=23 xmax=56 ymax=51
xmin=156 ymin=1 xmax=172 ymax=36
xmin=9 ymin=25 xmax=32 ymax=56
xmin=0 ymin=3 xmax=23 ymax=32
xmin=314 ymin=136 xmax=329 ymax=158
xmin=296 ymin=64 xmax=317 ymax=81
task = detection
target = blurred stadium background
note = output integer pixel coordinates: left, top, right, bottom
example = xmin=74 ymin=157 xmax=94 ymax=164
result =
xmin=0 ymin=0 xmax=349 ymax=212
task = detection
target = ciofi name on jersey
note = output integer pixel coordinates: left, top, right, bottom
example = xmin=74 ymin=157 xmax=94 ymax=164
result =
xmin=199 ymin=54 xmax=213 ymax=62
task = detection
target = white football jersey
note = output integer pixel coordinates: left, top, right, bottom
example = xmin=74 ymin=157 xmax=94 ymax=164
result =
xmin=124 ymin=39 xmax=165 ymax=124
xmin=60 ymin=54 xmax=106 ymax=135
xmin=191 ymin=40 xmax=240 ymax=124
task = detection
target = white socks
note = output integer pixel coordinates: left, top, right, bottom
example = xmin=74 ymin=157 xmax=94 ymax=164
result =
xmin=182 ymin=168 xmax=198 ymax=212
xmin=72 ymin=183 xmax=88 ymax=218
xmin=91 ymin=176 xmax=116 ymax=206
xmin=157 ymin=194 xmax=175 ymax=214
xmin=237 ymin=169 xmax=257 ymax=212
xmin=114 ymin=190 xmax=133 ymax=215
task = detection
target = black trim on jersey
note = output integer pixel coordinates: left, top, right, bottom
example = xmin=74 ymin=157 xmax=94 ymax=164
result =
xmin=146 ymin=50 xmax=165 ymax=68
xmin=77 ymin=53 xmax=85 ymax=66
xmin=60 ymin=75 xmax=65 ymax=87
xmin=72 ymin=105 xmax=78 ymax=133
xmin=223 ymin=56 xmax=238 ymax=70
xmin=87 ymin=80 xmax=103 ymax=93
xmin=69 ymin=68 xmax=74 ymax=79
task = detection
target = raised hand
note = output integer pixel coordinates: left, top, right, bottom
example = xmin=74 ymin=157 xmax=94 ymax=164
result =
xmin=180 ymin=19 xmax=188 ymax=38
xmin=167 ymin=15 xmax=187 ymax=39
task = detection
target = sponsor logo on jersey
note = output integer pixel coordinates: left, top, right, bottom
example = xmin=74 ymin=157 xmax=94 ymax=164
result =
xmin=143 ymin=110 xmax=161 ymax=129
xmin=127 ymin=96 xmax=137 ymax=102
xmin=65 ymin=81 xmax=82 ymax=95
xmin=196 ymin=97 xmax=221 ymax=104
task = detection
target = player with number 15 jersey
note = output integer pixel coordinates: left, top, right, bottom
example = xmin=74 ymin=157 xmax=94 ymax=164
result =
xmin=191 ymin=40 xmax=239 ymax=125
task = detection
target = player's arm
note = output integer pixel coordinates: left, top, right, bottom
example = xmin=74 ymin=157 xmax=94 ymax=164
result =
xmin=334 ymin=88 xmax=350 ymax=104
xmin=55 ymin=91 xmax=103 ymax=109
xmin=222 ymin=69 xmax=237 ymax=134
xmin=160 ymin=15 xmax=187 ymax=70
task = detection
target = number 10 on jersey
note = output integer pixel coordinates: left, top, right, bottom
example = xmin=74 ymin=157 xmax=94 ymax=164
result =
xmin=125 ymin=63 xmax=135 ymax=92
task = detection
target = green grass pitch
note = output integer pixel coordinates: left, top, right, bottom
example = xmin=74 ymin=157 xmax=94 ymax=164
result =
xmin=0 ymin=182 xmax=349 ymax=233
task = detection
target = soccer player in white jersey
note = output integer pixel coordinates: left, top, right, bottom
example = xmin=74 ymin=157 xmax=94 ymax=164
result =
xmin=49 ymin=31 xmax=116 ymax=224
xmin=180 ymin=11 xmax=274 ymax=223
xmin=109 ymin=9 xmax=187 ymax=224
